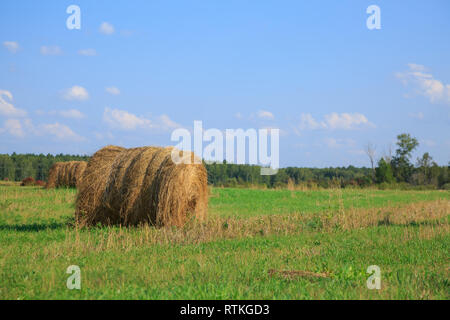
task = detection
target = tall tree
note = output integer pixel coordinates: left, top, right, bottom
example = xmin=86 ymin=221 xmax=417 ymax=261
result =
xmin=391 ymin=133 xmax=419 ymax=182
xmin=375 ymin=158 xmax=395 ymax=183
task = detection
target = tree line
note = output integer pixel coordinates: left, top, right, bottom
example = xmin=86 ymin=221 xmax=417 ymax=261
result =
xmin=372 ymin=133 xmax=449 ymax=189
xmin=0 ymin=153 xmax=90 ymax=183
xmin=0 ymin=133 xmax=448 ymax=189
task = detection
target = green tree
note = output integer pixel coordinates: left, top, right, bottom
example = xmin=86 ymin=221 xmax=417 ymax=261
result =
xmin=375 ymin=158 xmax=395 ymax=183
xmin=413 ymin=152 xmax=436 ymax=185
xmin=391 ymin=133 xmax=419 ymax=182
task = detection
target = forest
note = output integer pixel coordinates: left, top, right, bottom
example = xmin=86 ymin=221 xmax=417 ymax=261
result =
xmin=1 ymin=134 xmax=448 ymax=189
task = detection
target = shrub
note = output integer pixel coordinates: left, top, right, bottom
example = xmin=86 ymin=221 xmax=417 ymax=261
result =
xmin=441 ymin=183 xmax=450 ymax=190
xmin=20 ymin=177 xmax=35 ymax=186
xmin=35 ymin=180 xmax=45 ymax=187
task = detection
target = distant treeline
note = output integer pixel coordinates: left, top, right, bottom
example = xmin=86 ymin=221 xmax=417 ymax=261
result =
xmin=206 ymin=162 xmax=374 ymax=188
xmin=0 ymin=152 xmax=372 ymax=187
xmin=0 ymin=153 xmax=90 ymax=182
xmin=1 ymin=151 xmax=448 ymax=190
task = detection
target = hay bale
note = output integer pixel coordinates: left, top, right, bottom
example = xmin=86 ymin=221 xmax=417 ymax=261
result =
xmin=46 ymin=162 xmax=63 ymax=188
xmin=75 ymin=145 xmax=208 ymax=227
xmin=45 ymin=161 xmax=87 ymax=188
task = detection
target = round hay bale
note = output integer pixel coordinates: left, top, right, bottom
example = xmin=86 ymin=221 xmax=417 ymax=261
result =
xmin=46 ymin=162 xmax=64 ymax=188
xmin=72 ymin=161 xmax=87 ymax=187
xmin=46 ymin=161 xmax=88 ymax=188
xmin=75 ymin=145 xmax=208 ymax=227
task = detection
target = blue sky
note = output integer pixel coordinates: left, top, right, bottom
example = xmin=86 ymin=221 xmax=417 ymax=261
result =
xmin=1 ymin=0 xmax=449 ymax=167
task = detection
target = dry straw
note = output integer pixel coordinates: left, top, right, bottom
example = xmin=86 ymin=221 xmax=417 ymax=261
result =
xmin=75 ymin=145 xmax=208 ymax=227
xmin=46 ymin=161 xmax=87 ymax=188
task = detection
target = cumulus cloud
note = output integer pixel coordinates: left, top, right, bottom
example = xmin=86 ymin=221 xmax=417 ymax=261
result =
xmin=99 ymin=22 xmax=115 ymax=35
xmin=40 ymin=122 xmax=84 ymax=141
xmin=63 ymin=86 xmax=89 ymax=101
xmin=78 ymin=48 xmax=97 ymax=56
xmin=257 ymin=110 xmax=274 ymax=119
xmin=324 ymin=112 xmax=373 ymax=130
xmin=396 ymin=64 xmax=450 ymax=104
xmin=298 ymin=113 xmax=325 ymax=130
xmin=0 ymin=119 xmax=25 ymax=137
xmin=3 ymin=41 xmax=19 ymax=53
xmin=103 ymin=107 xmax=152 ymax=130
xmin=0 ymin=117 xmax=84 ymax=141
xmin=296 ymin=112 xmax=373 ymax=132
xmin=40 ymin=45 xmax=62 ymax=56
xmin=159 ymin=114 xmax=181 ymax=129
xmin=103 ymin=107 xmax=180 ymax=131
xmin=0 ymin=90 xmax=27 ymax=117
xmin=105 ymin=87 xmax=120 ymax=95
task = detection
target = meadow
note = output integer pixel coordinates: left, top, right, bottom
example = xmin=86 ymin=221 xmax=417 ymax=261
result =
xmin=0 ymin=184 xmax=448 ymax=299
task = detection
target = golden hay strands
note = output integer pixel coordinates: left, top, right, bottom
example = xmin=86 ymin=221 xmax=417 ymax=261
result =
xmin=45 ymin=161 xmax=88 ymax=188
xmin=45 ymin=162 xmax=63 ymax=188
xmin=75 ymin=145 xmax=208 ymax=228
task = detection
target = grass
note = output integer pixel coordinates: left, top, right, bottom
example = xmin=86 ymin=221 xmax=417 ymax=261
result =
xmin=209 ymin=187 xmax=448 ymax=217
xmin=0 ymin=185 xmax=449 ymax=299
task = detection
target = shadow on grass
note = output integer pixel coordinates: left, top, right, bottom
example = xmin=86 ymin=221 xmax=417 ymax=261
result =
xmin=377 ymin=219 xmax=444 ymax=227
xmin=0 ymin=222 xmax=71 ymax=232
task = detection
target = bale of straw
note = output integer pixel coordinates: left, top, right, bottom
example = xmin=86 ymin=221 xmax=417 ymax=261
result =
xmin=45 ymin=161 xmax=87 ymax=188
xmin=71 ymin=161 xmax=88 ymax=187
xmin=46 ymin=162 xmax=64 ymax=188
xmin=75 ymin=145 xmax=208 ymax=227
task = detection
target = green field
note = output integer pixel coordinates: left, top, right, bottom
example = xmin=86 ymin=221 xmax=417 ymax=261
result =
xmin=0 ymin=185 xmax=449 ymax=299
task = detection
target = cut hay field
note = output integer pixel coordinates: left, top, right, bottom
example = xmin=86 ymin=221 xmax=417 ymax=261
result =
xmin=0 ymin=185 xmax=449 ymax=299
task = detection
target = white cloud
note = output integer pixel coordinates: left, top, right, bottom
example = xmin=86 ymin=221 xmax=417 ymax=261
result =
xmin=324 ymin=112 xmax=373 ymax=130
xmin=0 ymin=90 xmax=27 ymax=117
xmin=0 ymin=117 xmax=84 ymax=141
xmin=103 ymin=107 xmax=152 ymax=130
xmin=298 ymin=113 xmax=325 ymax=130
xmin=234 ymin=112 xmax=243 ymax=119
xmin=105 ymin=87 xmax=120 ymax=95
xmin=257 ymin=110 xmax=274 ymax=119
xmin=63 ymin=86 xmax=89 ymax=101
xmin=396 ymin=64 xmax=450 ymax=104
xmin=49 ymin=109 xmax=85 ymax=119
xmin=159 ymin=114 xmax=181 ymax=129
xmin=40 ymin=45 xmax=62 ymax=56
xmin=0 ymin=119 xmax=25 ymax=137
xmin=78 ymin=48 xmax=97 ymax=56
xmin=3 ymin=41 xmax=19 ymax=53
xmin=103 ymin=107 xmax=181 ymax=132
xmin=297 ymin=112 xmax=373 ymax=132
xmin=99 ymin=22 xmax=115 ymax=35
xmin=407 ymin=63 xmax=427 ymax=72
xmin=40 ymin=122 xmax=84 ymax=141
